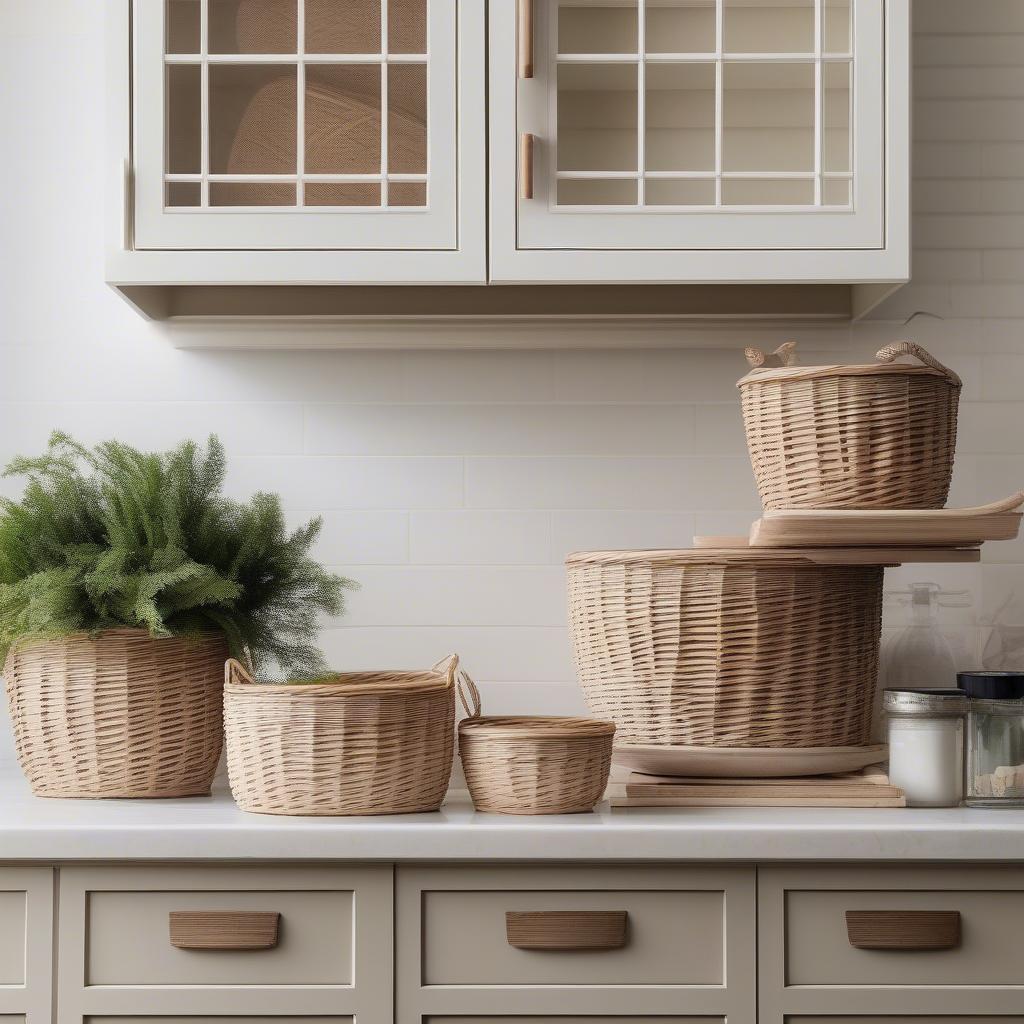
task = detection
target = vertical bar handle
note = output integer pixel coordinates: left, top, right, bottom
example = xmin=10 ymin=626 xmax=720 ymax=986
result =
xmin=518 ymin=0 xmax=534 ymax=78
xmin=519 ymin=133 xmax=535 ymax=200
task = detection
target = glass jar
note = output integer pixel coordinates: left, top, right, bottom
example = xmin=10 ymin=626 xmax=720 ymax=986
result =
xmin=960 ymin=671 xmax=1024 ymax=807
xmin=884 ymin=689 xmax=967 ymax=807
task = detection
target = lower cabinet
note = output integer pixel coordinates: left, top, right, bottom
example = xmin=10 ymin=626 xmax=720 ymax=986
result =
xmin=396 ymin=865 xmax=755 ymax=1024
xmin=9 ymin=861 xmax=1024 ymax=1024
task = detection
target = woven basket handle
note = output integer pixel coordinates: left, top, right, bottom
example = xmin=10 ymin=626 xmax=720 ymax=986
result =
xmin=875 ymin=341 xmax=962 ymax=387
xmin=456 ymin=670 xmax=482 ymax=720
xmin=431 ymin=653 xmax=461 ymax=689
xmin=225 ymin=657 xmax=256 ymax=687
xmin=744 ymin=341 xmax=798 ymax=369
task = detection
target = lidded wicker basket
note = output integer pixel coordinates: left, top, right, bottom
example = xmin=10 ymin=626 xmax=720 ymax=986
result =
xmin=738 ymin=341 xmax=962 ymax=511
xmin=457 ymin=673 xmax=614 ymax=815
xmin=224 ymin=655 xmax=458 ymax=816
xmin=567 ymin=548 xmax=884 ymax=749
xmin=4 ymin=628 xmax=227 ymax=799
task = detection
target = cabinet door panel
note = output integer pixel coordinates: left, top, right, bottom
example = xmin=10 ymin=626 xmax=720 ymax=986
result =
xmin=133 ymin=0 xmax=457 ymax=250
xmin=0 ymin=868 xmax=52 ymax=1024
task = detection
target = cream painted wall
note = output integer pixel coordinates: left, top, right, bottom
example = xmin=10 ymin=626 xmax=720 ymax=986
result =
xmin=1 ymin=2 xmax=1023 ymax=760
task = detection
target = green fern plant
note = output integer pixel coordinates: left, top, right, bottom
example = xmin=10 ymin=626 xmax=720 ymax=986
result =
xmin=0 ymin=432 xmax=353 ymax=675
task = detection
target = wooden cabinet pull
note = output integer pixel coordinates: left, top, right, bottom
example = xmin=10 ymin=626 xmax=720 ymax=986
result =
xmin=506 ymin=910 xmax=628 ymax=950
xmin=846 ymin=910 xmax=961 ymax=951
xmin=169 ymin=911 xmax=281 ymax=951
xmin=519 ymin=133 xmax=535 ymax=200
xmin=518 ymin=0 xmax=534 ymax=78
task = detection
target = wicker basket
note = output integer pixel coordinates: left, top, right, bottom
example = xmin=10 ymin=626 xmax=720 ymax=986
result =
xmin=224 ymin=656 xmax=457 ymax=816
xmin=567 ymin=549 xmax=884 ymax=749
xmin=738 ymin=341 xmax=962 ymax=511
xmin=456 ymin=673 xmax=614 ymax=815
xmin=4 ymin=628 xmax=227 ymax=799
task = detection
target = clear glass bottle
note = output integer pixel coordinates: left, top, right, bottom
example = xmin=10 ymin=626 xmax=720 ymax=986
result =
xmin=884 ymin=689 xmax=967 ymax=807
xmin=960 ymin=672 xmax=1024 ymax=807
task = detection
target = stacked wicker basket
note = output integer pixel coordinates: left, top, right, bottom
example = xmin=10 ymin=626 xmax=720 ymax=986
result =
xmin=567 ymin=342 xmax=965 ymax=777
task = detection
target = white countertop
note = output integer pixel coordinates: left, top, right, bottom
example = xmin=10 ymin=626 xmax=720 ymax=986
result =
xmin=2 ymin=763 xmax=1024 ymax=862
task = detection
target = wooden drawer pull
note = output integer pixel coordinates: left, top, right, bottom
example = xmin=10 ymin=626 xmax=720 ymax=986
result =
xmin=846 ymin=910 xmax=961 ymax=951
xmin=518 ymin=0 xmax=534 ymax=78
xmin=169 ymin=911 xmax=281 ymax=950
xmin=519 ymin=133 xmax=535 ymax=200
xmin=506 ymin=910 xmax=628 ymax=950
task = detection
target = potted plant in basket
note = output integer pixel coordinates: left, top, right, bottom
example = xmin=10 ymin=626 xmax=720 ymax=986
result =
xmin=0 ymin=432 xmax=352 ymax=799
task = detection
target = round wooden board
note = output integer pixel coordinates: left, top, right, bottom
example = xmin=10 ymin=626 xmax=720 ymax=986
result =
xmin=614 ymin=743 xmax=888 ymax=779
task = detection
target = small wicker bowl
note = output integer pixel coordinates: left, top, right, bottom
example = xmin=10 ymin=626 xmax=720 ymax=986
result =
xmin=457 ymin=674 xmax=615 ymax=815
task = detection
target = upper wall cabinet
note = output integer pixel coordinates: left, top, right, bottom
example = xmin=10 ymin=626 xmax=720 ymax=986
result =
xmin=107 ymin=0 xmax=908 ymax=324
xmin=106 ymin=0 xmax=486 ymax=310
xmin=489 ymin=0 xmax=909 ymax=286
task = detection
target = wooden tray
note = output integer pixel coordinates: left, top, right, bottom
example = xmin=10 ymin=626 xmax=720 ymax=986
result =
xmin=613 ymin=743 xmax=888 ymax=779
xmin=691 ymin=537 xmax=980 ymax=564
xmin=747 ymin=492 xmax=1024 ymax=550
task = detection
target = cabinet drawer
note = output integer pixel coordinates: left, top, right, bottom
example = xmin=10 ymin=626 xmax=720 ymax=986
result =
xmin=58 ymin=867 xmax=392 ymax=1022
xmin=0 ymin=868 xmax=52 ymax=1024
xmin=760 ymin=866 xmax=1024 ymax=1019
xmin=397 ymin=865 xmax=755 ymax=1023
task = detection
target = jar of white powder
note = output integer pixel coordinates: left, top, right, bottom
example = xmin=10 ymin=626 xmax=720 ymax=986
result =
xmin=884 ymin=688 xmax=968 ymax=807
xmin=960 ymin=671 xmax=1024 ymax=808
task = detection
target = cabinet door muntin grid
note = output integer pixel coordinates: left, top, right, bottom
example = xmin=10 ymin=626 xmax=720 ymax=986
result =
xmin=134 ymin=0 xmax=458 ymax=250
xmin=517 ymin=0 xmax=884 ymax=250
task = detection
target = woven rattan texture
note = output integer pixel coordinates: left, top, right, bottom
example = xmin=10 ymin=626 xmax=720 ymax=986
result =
xmin=4 ymin=629 xmax=227 ymax=799
xmin=738 ymin=346 xmax=961 ymax=511
xmin=224 ymin=657 xmax=456 ymax=816
xmin=567 ymin=554 xmax=884 ymax=748
xmin=459 ymin=716 xmax=614 ymax=815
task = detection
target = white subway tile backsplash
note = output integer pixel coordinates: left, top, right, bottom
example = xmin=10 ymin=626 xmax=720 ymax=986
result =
xmin=410 ymin=510 xmax=552 ymax=564
xmin=303 ymin=404 xmax=695 ymax=456
xmin=292 ymin=511 xmax=409 ymax=565
xmin=549 ymin=511 xmax=697 ymax=559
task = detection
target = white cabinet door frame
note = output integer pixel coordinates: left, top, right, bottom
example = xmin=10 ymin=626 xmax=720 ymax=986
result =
xmin=489 ymin=0 xmax=909 ymax=284
xmin=0 ymin=867 xmax=52 ymax=1024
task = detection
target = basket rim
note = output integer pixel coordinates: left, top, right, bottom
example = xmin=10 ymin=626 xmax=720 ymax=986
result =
xmin=459 ymin=715 xmax=615 ymax=739
xmin=564 ymin=548 xmax=879 ymax=567
xmin=737 ymin=362 xmax=962 ymax=387
xmin=226 ymin=669 xmax=453 ymax=697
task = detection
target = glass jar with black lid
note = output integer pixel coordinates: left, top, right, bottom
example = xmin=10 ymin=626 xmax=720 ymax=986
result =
xmin=959 ymin=671 xmax=1024 ymax=807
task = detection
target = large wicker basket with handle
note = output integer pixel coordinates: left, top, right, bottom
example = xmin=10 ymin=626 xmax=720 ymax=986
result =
xmin=4 ymin=628 xmax=227 ymax=799
xmin=224 ymin=655 xmax=457 ymax=816
xmin=567 ymin=548 xmax=884 ymax=749
xmin=456 ymin=672 xmax=614 ymax=815
xmin=738 ymin=341 xmax=962 ymax=511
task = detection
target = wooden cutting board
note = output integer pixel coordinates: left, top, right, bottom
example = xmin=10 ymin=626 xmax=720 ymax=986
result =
xmin=691 ymin=536 xmax=980 ymax=564
xmin=747 ymin=491 xmax=1024 ymax=550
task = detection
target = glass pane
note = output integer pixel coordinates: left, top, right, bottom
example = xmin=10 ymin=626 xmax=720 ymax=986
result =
xmin=388 ymin=181 xmax=427 ymax=206
xmin=722 ymin=62 xmax=813 ymax=172
xmin=210 ymin=181 xmax=297 ymax=205
xmin=210 ymin=65 xmax=297 ymax=174
xmin=823 ymin=61 xmax=851 ymax=172
xmin=645 ymin=177 xmax=715 ymax=204
xmin=389 ymin=0 xmax=426 ymax=53
xmin=306 ymin=0 xmax=380 ymax=54
xmin=557 ymin=178 xmax=637 ymax=205
xmin=824 ymin=0 xmax=851 ymax=53
xmin=557 ymin=63 xmax=638 ymax=172
xmin=559 ymin=2 xmax=637 ymax=55
xmin=724 ymin=0 xmax=814 ymax=53
xmin=645 ymin=63 xmax=714 ymax=172
xmin=167 ymin=0 xmax=200 ymax=53
xmin=166 ymin=181 xmax=201 ymax=206
xmin=208 ymin=0 xmax=297 ymax=54
xmin=822 ymin=177 xmax=850 ymax=205
xmin=167 ymin=64 xmax=201 ymax=173
xmin=722 ymin=178 xmax=814 ymax=204
xmin=305 ymin=182 xmax=381 ymax=205
xmin=388 ymin=63 xmax=427 ymax=174
xmin=645 ymin=1 xmax=715 ymax=54
xmin=305 ymin=65 xmax=381 ymax=173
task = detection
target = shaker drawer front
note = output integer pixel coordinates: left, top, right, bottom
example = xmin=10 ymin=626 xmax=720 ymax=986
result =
xmin=423 ymin=889 xmax=723 ymax=985
xmin=58 ymin=866 xmax=392 ymax=1021
xmin=0 ymin=868 xmax=53 ymax=1023
xmin=760 ymin=866 xmax=1024 ymax=1019
xmin=86 ymin=890 xmax=352 ymax=985
xmin=397 ymin=865 xmax=756 ymax=1023
xmin=428 ymin=1018 xmax=724 ymax=1024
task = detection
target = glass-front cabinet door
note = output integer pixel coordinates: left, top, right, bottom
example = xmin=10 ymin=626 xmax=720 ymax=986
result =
xmin=132 ymin=0 xmax=458 ymax=250
xmin=491 ymin=0 xmax=906 ymax=283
